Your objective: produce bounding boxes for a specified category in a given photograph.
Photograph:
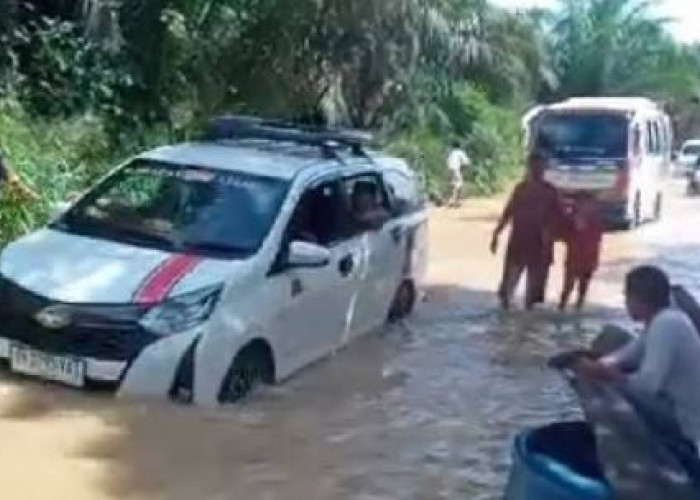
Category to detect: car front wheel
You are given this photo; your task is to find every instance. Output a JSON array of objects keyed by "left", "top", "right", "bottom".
[
  {"left": 218, "top": 341, "right": 275, "bottom": 404},
  {"left": 388, "top": 280, "right": 416, "bottom": 322}
]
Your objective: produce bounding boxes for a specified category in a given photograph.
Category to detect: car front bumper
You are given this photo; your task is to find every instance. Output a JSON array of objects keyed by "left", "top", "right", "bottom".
[
  {"left": 0, "top": 337, "right": 126, "bottom": 383},
  {"left": 0, "top": 275, "right": 199, "bottom": 397}
]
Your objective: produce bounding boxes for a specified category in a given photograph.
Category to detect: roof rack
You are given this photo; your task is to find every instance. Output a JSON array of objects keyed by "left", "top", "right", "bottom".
[{"left": 204, "top": 115, "right": 374, "bottom": 161}]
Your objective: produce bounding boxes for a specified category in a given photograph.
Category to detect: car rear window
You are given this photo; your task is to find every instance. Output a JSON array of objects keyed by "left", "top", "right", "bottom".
[{"left": 535, "top": 113, "right": 629, "bottom": 160}]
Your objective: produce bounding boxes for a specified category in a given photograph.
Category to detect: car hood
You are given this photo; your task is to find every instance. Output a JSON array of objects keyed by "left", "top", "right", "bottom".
[{"left": 0, "top": 229, "right": 242, "bottom": 304}]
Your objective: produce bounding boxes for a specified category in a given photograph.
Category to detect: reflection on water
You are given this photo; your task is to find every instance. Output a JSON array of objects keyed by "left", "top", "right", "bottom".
[{"left": 0, "top": 184, "right": 698, "bottom": 500}]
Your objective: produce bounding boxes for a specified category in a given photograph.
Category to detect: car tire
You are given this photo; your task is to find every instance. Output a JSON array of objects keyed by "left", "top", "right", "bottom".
[
  {"left": 218, "top": 341, "right": 275, "bottom": 404},
  {"left": 388, "top": 280, "right": 416, "bottom": 322}
]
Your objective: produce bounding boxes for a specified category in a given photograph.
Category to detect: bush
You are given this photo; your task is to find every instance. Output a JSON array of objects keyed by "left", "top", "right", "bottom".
[
  {"left": 0, "top": 98, "right": 171, "bottom": 243},
  {"left": 386, "top": 85, "right": 525, "bottom": 201}
]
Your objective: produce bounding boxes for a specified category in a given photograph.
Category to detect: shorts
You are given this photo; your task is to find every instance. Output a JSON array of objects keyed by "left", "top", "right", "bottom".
[
  {"left": 565, "top": 261, "right": 596, "bottom": 281},
  {"left": 451, "top": 174, "right": 463, "bottom": 189}
]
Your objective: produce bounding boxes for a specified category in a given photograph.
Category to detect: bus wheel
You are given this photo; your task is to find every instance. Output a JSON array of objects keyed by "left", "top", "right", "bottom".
[
  {"left": 653, "top": 193, "right": 663, "bottom": 221},
  {"left": 628, "top": 192, "right": 642, "bottom": 230}
]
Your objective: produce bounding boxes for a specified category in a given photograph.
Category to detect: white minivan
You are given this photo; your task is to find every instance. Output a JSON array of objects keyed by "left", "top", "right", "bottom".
[
  {"left": 0, "top": 117, "right": 428, "bottom": 405},
  {"left": 676, "top": 139, "right": 700, "bottom": 175},
  {"left": 526, "top": 97, "right": 672, "bottom": 228}
]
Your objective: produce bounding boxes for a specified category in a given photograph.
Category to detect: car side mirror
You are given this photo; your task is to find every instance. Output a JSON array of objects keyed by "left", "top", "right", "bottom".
[
  {"left": 50, "top": 201, "right": 71, "bottom": 220},
  {"left": 390, "top": 200, "right": 408, "bottom": 218},
  {"left": 286, "top": 241, "right": 331, "bottom": 268}
]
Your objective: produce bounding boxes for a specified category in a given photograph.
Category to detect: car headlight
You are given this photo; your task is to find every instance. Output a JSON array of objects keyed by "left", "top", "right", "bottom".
[{"left": 139, "top": 284, "right": 222, "bottom": 336}]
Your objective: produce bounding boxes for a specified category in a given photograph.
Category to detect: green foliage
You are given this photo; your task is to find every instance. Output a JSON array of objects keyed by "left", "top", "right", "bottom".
[
  {"left": 0, "top": 0, "right": 699, "bottom": 242},
  {"left": 387, "top": 85, "right": 524, "bottom": 200},
  {"left": 544, "top": 0, "right": 700, "bottom": 140},
  {"left": 0, "top": 98, "right": 172, "bottom": 242}
]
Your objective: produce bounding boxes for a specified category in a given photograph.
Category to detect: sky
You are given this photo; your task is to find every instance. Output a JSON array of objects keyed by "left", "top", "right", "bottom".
[{"left": 491, "top": 0, "right": 700, "bottom": 43}]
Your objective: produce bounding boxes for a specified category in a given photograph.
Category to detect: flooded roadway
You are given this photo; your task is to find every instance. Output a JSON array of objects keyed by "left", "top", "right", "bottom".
[{"left": 1, "top": 182, "right": 699, "bottom": 500}]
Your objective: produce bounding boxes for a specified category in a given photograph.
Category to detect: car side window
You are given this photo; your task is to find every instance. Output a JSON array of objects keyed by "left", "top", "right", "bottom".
[
  {"left": 286, "top": 180, "right": 346, "bottom": 247},
  {"left": 383, "top": 170, "right": 423, "bottom": 217},
  {"left": 342, "top": 174, "right": 391, "bottom": 236}
]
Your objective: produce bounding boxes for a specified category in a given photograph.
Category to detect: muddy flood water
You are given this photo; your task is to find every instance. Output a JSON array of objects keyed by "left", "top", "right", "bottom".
[{"left": 1, "top": 183, "right": 699, "bottom": 500}]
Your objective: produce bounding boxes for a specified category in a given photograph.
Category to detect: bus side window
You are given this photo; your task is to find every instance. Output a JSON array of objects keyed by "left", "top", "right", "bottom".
[
  {"left": 645, "top": 121, "right": 655, "bottom": 154},
  {"left": 652, "top": 121, "right": 662, "bottom": 156},
  {"left": 632, "top": 125, "right": 642, "bottom": 158}
]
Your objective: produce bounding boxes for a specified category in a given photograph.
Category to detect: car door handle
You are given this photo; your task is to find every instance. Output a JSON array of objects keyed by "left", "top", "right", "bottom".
[{"left": 338, "top": 254, "right": 354, "bottom": 277}]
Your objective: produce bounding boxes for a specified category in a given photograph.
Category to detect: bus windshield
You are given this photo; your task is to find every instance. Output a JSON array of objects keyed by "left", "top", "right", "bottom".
[{"left": 535, "top": 113, "right": 629, "bottom": 160}]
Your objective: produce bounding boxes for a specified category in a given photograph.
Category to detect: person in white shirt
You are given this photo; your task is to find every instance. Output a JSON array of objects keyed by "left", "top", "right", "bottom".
[
  {"left": 446, "top": 141, "right": 470, "bottom": 208},
  {"left": 574, "top": 265, "right": 700, "bottom": 448}
]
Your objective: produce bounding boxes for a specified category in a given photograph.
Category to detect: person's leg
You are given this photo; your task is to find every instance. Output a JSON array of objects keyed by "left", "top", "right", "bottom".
[
  {"left": 576, "top": 273, "right": 592, "bottom": 310},
  {"left": 498, "top": 261, "right": 523, "bottom": 310},
  {"left": 559, "top": 268, "right": 576, "bottom": 311},
  {"left": 448, "top": 178, "right": 463, "bottom": 208},
  {"left": 537, "top": 264, "right": 551, "bottom": 304},
  {"left": 526, "top": 261, "right": 549, "bottom": 310}
]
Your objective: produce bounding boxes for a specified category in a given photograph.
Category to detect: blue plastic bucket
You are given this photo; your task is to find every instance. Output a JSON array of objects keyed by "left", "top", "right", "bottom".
[{"left": 504, "top": 422, "right": 611, "bottom": 500}]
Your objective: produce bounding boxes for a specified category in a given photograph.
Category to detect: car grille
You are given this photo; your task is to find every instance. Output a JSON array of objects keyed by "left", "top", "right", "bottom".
[{"left": 0, "top": 277, "right": 159, "bottom": 362}]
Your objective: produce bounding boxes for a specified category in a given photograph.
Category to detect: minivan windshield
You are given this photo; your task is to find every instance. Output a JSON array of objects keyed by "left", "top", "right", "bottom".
[
  {"left": 53, "top": 160, "right": 289, "bottom": 258},
  {"left": 682, "top": 144, "right": 700, "bottom": 156},
  {"left": 535, "top": 112, "right": 629, "bottom": 160}
]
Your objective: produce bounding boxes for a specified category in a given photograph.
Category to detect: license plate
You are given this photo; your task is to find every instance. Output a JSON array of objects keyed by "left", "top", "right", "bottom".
[
  {"left": 10, "top": 344, "right": 86, "bottom": 387},
  {"left": 545, "top": 171, "right": 617, "bottom": 190}
]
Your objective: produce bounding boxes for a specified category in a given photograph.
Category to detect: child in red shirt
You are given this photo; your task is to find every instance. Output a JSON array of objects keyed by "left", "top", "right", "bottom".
[{"left": 559, "top": 192, "right": 604, "bottom": 311}]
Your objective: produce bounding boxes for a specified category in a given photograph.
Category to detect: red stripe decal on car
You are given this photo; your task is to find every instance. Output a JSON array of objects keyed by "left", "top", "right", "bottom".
[{"left": 134, "top": 255, "right": 202, "bottom": 304}]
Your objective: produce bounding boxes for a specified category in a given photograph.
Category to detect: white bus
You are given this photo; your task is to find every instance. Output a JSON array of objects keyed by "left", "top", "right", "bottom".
[{"left": 525, "top": 97, "right": 672, "bottom": 229}]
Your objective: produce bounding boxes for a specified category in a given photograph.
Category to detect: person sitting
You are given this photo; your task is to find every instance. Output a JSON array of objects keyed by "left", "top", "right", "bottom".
[
  {"left": 574, "top": 266, "right": 700, "bottom": 450},
  {"left": 351, "top": 181, "right": 389, "bottom": 231}
]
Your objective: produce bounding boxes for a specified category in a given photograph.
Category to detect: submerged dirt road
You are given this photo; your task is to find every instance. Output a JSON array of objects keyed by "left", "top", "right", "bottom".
[{"left": 0, "top": 183, "right": 698, "bottom": 500}]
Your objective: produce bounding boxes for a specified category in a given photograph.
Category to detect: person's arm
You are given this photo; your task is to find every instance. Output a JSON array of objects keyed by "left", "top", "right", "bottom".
[
  {"left": 625, "top": 315, "right": 683, "bottom": 397},
  {"left": 491, "top": 186, "right": 518, "bottom": 254},
  {"left": 574, "top": 334, "right": 643, "bottom": 381},
  {"left": 2, "top": 156, "right": 37, "bottom": 200},
  {"left": 573, "top": 357, "right": 622, "bottom": 381},
  {"left": 461, "top": 151, "right": 471, "bottom": 167},
  {"left": 600, "top": 335, "right": 644, "bottom": 372}
]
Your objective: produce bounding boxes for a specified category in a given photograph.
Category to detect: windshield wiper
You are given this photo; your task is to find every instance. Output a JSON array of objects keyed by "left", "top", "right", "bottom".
[{"left": 181, "top": 241, "right": 252, "bottom": 257}]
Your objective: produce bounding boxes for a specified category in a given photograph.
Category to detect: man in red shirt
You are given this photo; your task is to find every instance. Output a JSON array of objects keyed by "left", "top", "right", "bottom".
[
  {"left": 491, "top": 151, "right": 565, "bottom": 310},
  {"left": 559, "top": 192, "right": 604, "bottom": 311}
]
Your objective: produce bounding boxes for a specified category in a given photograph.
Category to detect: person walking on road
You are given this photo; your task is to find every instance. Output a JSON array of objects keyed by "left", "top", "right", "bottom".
[
  {"left": 559, "top": 192, "right": 605, "bottom": 312},
  {"left": 446, "top": 141, "right": 470, "bottom": 208},
  {"left": 491, "top": 150, "right": 565, "bottom": 310}
]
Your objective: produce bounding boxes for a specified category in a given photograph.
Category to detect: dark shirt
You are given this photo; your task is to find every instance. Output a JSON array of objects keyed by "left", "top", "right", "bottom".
[{"left": 503, "top": 179, "right": 564, "bottom": 266}]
